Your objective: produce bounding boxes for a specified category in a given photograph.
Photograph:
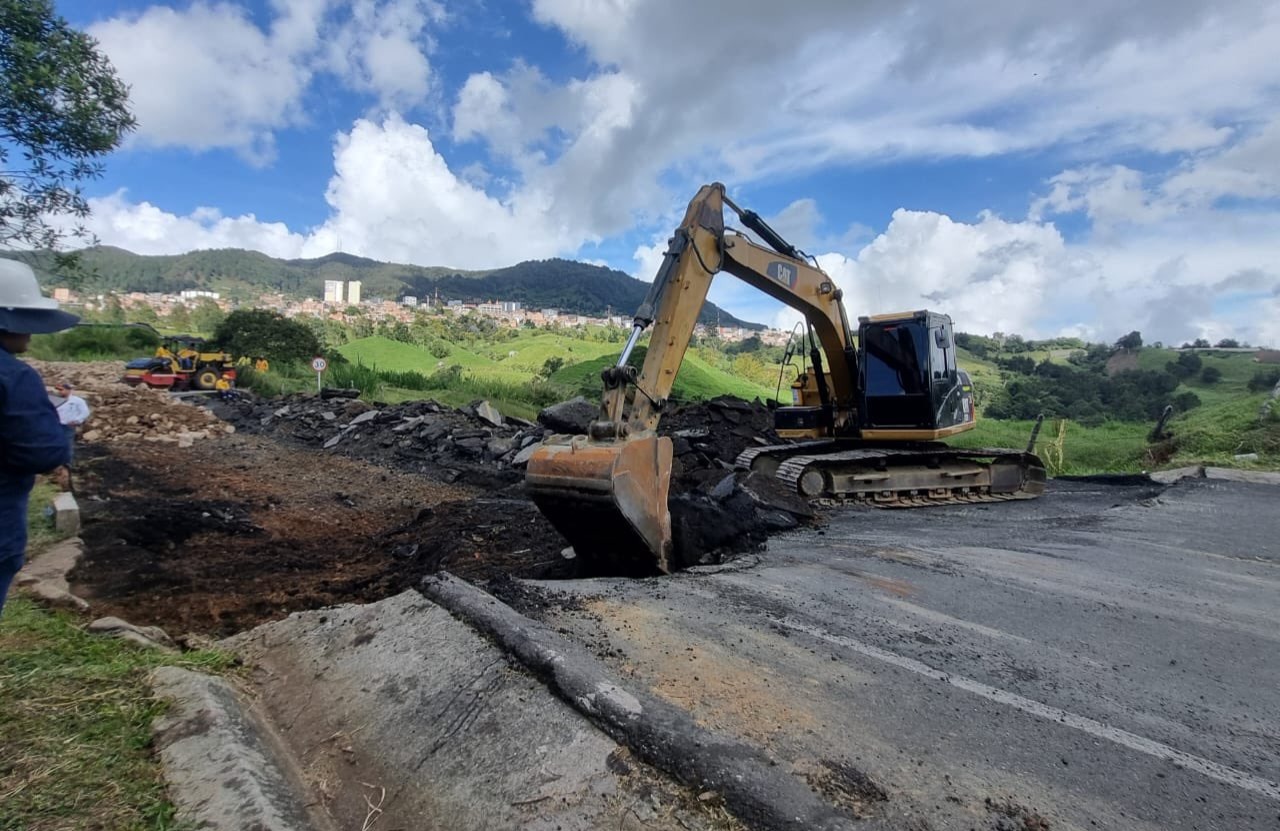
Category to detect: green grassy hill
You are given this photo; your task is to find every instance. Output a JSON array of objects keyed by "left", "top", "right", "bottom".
[
  {"left": 551, "top": 348, "right": 774, "bottom": 403},
  {"left": 477, "top": 332, "right": 619, "bottom": 374},
  {"left": 338, "top": 336, "right": 497, "bottom": 375},
  {"left": 950, "top": 347, "right": 1278, "bottom": 472}
]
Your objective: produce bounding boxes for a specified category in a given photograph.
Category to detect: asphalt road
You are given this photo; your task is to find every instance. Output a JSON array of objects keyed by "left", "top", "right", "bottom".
[{"left": 536, "top": 477, "right": 1280, "bottom": 830}]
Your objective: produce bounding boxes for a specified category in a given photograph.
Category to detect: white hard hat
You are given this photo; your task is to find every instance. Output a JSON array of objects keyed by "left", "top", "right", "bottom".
[{"left": 0, "top": 259, "right": 79, "bottom": 334}]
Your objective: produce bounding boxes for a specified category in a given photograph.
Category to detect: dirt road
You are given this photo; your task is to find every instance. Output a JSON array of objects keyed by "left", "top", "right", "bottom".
[{"left": 527, "top": 478, "right": 1280, "bottom": 829}]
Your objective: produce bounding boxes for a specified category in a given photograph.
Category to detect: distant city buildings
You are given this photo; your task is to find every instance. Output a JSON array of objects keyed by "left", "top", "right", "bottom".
[
  {"left": 323, "top": 280, "right": 361, "bottom": 305},
  {"left": 43, "top": 282, "right": 797, "bottom": 343}
]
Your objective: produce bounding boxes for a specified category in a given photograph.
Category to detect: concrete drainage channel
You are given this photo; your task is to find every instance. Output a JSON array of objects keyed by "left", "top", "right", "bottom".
[
  {"left": 21, "top": 537, "right": 754, "bottom": 830},
  {"left": 20, "top": 541, "right": 877, "bottom": 830}
]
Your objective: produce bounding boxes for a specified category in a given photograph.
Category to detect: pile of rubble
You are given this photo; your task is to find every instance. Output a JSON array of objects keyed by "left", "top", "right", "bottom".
[
  {"left": 25, "top": 359, "right": 233, "bottom": 447},
  {"left": 222, "top": 390, "right": 812, "bottom": 568},
  {"left": 218, "top": 394, "right": 545, "bottom": 489}
]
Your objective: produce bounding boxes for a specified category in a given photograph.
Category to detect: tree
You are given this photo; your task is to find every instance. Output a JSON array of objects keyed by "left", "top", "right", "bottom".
[
  {"left": 190, "top": 298, "right": 224, "bottom": 334},
  {"left": 125, "top": 303, "right": 158, "bottom": 325},
  {"left": 1248, "top": 368, "right": 1280, "bottom": 393},
  {"left": 212, "top": 309, "right": 321, "bottom": 364},
  {"left": 540, "top": 356, "right": 566, "bottom": 377},
  {"left": 0, "top": 0, "right": 135, "bottom": 262},
  {"left": 1200, "top": 366, "right": 1222, "bottom": 385},
  {"left": 1215, "top": 338, "right": 1240, "bottom": 348},
  {"left": 167, "top": 302, "right": 191, "bottom": 330},
  {"left": 1166, "top": 351, "right": 1202, "bottom": 380},
  {"left": 1114, "top": 331, "right": 1143, "bottom": 351},
  {"left": 101, "top": 294, "right": 124, "bottom": 324}
]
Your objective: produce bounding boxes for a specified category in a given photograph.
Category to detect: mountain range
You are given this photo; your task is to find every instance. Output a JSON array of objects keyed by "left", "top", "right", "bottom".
[{"left": 8, "top": 247, "right": 764, "bottom": 330}]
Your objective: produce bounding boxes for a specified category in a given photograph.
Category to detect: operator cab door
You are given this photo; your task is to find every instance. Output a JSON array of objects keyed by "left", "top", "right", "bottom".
[
  {"left": 859, "top": 315, "right": 936, "bottom": 429},
  {"left": 859, "top": 312, "right": 968, "bottom": 432},
  {"left": 928, "top": 318, "right": 971, "bottom": 430}
]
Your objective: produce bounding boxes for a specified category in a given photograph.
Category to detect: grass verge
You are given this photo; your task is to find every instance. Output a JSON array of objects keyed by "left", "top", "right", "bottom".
[{"left": 0, "top": 484, "right": 236, "bottom": 831}]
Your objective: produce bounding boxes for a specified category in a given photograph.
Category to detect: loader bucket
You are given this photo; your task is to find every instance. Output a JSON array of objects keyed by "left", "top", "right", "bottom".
[{"left": 525, "top": 434, "right": 674, "bottom": 575}]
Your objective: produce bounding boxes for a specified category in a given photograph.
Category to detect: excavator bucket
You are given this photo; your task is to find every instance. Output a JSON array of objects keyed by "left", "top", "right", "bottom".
[{"left": 525, "top": 434, "right": 674, "bottom": 575}]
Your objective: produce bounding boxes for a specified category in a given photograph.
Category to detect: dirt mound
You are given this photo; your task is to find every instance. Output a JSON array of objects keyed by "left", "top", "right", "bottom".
[
  {"left": 25, "top": 358, "right": 231, "bottom": 446},
  {"left": 659, "top": 395, "right": 783, "bottom": 488},
  {"left": 218, "top": 394, "right": 541, "bottom": 489},
  {"left": 221, "top": 390, "right": 811, "bottom": 569}
]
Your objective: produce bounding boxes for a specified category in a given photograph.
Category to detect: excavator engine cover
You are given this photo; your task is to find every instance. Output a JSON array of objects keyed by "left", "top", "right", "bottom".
[{"left": 525, "top": 434, "right": 674, "bottom": 575}]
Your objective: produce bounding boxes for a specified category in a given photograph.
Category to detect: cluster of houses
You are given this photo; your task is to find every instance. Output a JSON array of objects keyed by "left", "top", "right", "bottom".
[{"left": 54, "top": 284, "right": 787, "bottom": 345}]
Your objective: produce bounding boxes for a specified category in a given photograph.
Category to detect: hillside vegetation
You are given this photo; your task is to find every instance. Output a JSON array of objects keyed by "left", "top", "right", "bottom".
[
  {"left": 31, "top": 318, "right": 1279, "bottom": 474},
  {"left": 8, "top": 248, "right": 760, "bottom": 329}
]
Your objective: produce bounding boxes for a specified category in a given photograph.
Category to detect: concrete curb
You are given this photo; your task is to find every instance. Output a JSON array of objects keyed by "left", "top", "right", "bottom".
[
  {"left": 15, "top": 537, "right": 88, "bottom": 611},
  {"left": 421, "top": 573, "right": 879, "bottom": 831},
  {"left": 1151, "top": 466, "right": 1280, "bottom": 485},
  {"left": 151, "top": 666, "right": 337, "bottom": 831}
]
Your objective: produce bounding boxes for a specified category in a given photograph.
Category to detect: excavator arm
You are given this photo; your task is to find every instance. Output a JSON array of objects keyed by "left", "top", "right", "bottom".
[{"left": 526, "top": 183, "right": 855, "bottom": 574}]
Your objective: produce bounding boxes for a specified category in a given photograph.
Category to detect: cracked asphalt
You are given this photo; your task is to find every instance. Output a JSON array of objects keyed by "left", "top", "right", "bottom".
[{"left": 535, "top": 477, "right": 1280, "bottom": 830}]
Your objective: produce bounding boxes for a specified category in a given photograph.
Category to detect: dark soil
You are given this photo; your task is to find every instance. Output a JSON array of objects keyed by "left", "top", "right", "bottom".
[
  {"left": 68, "top": 436, "right": 573, "bottom": 637},
  {"left": 66, "top": 393, "right": 814, "bottom": 637}
]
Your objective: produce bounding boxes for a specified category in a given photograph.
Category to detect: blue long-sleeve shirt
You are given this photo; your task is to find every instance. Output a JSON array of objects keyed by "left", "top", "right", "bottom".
[{"left": 1, "top": 345, "right": 71, "bottom": 562}]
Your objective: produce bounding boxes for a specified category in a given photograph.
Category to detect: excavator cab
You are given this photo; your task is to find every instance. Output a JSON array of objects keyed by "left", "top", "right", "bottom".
[
  {"left": 857, "top": 311, "right": 975, "bottom": 437},
  {"left": 772, "top": 311, "right": 975, "bottom": 440}
]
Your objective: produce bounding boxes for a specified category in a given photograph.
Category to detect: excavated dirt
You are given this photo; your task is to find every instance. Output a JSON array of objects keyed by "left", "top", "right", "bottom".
[
  {"left": 39, "top": 355, "right": 813, "bottom": 636},
  {"left": 67, "top": 436, "right": 574, "bottom": 636}
]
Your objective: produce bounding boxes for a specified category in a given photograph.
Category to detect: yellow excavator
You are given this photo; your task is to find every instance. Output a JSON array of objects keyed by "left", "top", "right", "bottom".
[{"left": 526, "top": 183, "right": 1045, "bottom": 574}]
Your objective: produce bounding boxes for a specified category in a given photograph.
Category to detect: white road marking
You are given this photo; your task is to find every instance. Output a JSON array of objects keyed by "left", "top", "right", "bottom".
[{"left": 770, "top": 615, "right": 1280, "bottom": 802}]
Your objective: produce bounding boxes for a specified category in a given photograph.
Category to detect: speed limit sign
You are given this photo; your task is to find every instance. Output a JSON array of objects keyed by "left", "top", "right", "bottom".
[{"left": 312, "top": 356, "right": 328, "bottom": 392}]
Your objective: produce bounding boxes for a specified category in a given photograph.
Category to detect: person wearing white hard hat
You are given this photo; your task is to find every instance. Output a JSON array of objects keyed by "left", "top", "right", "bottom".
[{"left": 0, "top": 259, "right": 79, "bottom": 614}]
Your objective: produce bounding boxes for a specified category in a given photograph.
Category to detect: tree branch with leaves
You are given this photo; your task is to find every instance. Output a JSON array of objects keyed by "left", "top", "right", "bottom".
[{"left": 0, "top": 0, "right": 135, "bottom": 267}]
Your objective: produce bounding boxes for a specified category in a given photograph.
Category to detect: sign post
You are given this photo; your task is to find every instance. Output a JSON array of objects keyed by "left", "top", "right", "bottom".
[{"left": 311, "top": 356, "right": 327, "bottom": 393}]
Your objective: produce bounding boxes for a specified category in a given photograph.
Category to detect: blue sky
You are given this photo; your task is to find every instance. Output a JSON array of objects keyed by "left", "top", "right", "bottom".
[{"left": 48, "top": 0, "right": 1280, "bottom": 345}]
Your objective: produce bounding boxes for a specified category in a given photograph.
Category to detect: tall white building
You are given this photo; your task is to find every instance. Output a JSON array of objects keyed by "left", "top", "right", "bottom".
[
  {"left": 323, "top": 280, "right": 343, "bottom": 303},
  {"left": 346, "top": 280, "right": 362, "bottom": 305}
]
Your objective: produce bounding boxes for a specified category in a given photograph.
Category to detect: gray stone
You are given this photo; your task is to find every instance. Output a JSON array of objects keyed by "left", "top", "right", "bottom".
[
  {"left": 474, "top": 399, "right": 504, "bottom": 427},
  {"left": 322, "top": 434, "right": 342, "bottom": 449},
  {"left": 16, "top": 537, "right": 88, "bottom": 611},
  {"left": 486, "top": 437, "right": 515, "bottom": 457},
  {"left": 53, "top": 491, "right": 80, "bottom": 534},
  {"left": 272, "top": 406, "right": 291, "bottom": 418},
  {"left": 89, "top": 616, "right": 176, "bottom": 650},
  {"left": 1204, "top": 467, "right": 1280, "bottom": 485},
  {"left": 348, "top": 409, "right": 379, "bottom": 426},
  {"left": 538, "top": 396, "right": 597, "bottom": 435},
  {"left": 511, "top": 442, "right": 542, "bottom": 467},
  {"left": 320, "top": 411, "right": 336, "bottom": 422},
  {"left": 709, "top": 473, "right": 737, "bottom": 501},
  {"left": 393, "top": 415, "right": 426, "bottom": 433}
]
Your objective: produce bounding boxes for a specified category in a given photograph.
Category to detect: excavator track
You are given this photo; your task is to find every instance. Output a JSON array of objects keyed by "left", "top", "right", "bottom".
[{"left": 735, "top": 443, "right": 1046, "bottom": 507}]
